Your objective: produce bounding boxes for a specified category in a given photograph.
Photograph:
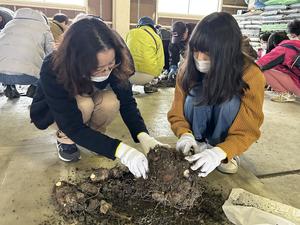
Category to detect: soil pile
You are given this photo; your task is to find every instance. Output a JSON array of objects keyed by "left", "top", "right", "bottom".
[{"left": 52, "top": 147, "right": 231, "bottom": 225}]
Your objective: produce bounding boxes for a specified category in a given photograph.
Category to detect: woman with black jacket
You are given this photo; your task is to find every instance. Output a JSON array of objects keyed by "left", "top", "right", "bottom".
[{"left": 30, "top": 16, "right": 168, "bottom": 179}]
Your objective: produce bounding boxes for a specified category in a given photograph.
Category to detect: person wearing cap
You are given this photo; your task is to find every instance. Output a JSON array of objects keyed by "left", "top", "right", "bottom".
[
  {"left": 126, "top": 16, "right": 164, "bottom": 93},
  {"left": 50, "top": 13, "right": 69, "bottom": 42},
  {"left": 168, "top": 21, "right": 188, "bottom": 80}
]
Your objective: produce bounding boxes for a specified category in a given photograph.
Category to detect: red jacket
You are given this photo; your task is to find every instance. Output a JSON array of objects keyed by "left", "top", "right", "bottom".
[{"left": 257, "top": 40, "right": 300, "bottom": 88}]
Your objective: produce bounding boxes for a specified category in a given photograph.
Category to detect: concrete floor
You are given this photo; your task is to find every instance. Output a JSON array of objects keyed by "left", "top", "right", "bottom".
[{"left": 0, "top": 87, "right": 299, "bottom": 224}]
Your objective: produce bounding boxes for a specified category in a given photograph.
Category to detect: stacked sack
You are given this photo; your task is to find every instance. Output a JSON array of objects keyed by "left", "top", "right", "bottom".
[
  {"left": 234, "top": 11, "right": 263, "bottom": 51},
  {"left": 261, "top": 1, "right": 300, "bottom": 32},
  {"left": 234, "top": 0, "right": 300, "bottom": 52}
]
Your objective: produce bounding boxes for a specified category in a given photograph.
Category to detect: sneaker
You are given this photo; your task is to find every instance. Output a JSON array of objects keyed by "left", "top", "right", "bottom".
[
  {"left": 26, "top": 85, "right": 37, "bottom": 98},
  {"left": 162, "top": 69, "right": 169, "bottom": 76},
  {"left": 271, "top": 92, "right": 296, "bottom": 103},
  {"left": 4, "top": 85, "right": 20, "bottom": 99},
  {"left": 144, "top": 84, "right": 158, "bottom": 94},
  {"left": 217, "top": 156, "right": 240, "bottom": 174},
  {"left": 56, "top": 141, "right": 81, "bottom": 162}
]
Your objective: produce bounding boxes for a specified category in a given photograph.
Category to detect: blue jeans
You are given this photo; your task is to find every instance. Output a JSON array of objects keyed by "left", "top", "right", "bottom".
[
  {"left": 0, "top": 73, "right": 38, "bottom": 86},
  {"left": 184, "top": 85, "right": 241, "bottom": 146}
]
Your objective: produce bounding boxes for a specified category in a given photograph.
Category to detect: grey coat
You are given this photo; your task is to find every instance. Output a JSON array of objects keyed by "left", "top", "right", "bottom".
[{"left": 0, "top": 8, "right": 54, "bottom": 78}]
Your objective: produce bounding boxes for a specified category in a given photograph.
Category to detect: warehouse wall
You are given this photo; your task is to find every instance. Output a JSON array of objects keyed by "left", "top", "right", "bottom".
[
  {"left": 221, "top": 0, "right": 248, "bottom": 14},
  {"left": 0, "top": 0, "right": 113, "bottom": 24},
  {"left": 0, "top": 0, "right": 248, "bottom": 31},
  {"left": 130, "top": 0, "right": 200, "bottom": 29},
  {"left": 0, "top": 4, "right": 84, "bottom": 19}
]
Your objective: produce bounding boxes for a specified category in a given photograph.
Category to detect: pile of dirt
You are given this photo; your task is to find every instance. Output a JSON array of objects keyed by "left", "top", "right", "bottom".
[{"left": 51, "top": 147, "right": 231, "bottom": 225}]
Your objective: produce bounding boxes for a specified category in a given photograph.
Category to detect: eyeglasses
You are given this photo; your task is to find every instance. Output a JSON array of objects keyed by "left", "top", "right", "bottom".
[{"left": 94, "top": 62, "right": 121, "bottom": 74}]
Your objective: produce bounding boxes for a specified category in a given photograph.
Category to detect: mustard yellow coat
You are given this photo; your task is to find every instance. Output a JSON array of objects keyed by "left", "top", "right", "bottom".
[{"left": 126, "top": 26, "right": 164, "bottom": 77}]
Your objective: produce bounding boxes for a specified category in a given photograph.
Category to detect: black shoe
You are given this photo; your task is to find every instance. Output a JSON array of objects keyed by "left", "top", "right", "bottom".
[
  {"left": 4, "top": 85, "right": 20, "bottom": 99},
  {"left": 144, "top": 84, "right": 158, "bottom": 94},
  {"left": 26, "top": 85, "right": 37, "bottom": 98},
  {"left": 56, "top": 141, "right": 81, "bottom": 162}
]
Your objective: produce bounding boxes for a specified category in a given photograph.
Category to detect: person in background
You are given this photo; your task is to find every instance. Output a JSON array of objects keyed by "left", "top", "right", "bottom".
[
  {"left": 242, "top": 35, "right": 258, "bottom": 60},
  {"left": 168, "top": 12, "right": 265, "bottom": 177},
  {"left": 186, "top": 22, "right": 196, "bottom": 40},
  {"left": 0, "top": 7, "right": 14, "bottom": 31},
  {"left": 0, "top": 7, "right": 13, "bottom": 93},
  {"left": 288, "top": 19, "right": 300, "bottom": 40},
  {"left": 266, "top": 31, "right": 289, "bottom": 53},
  {"left": 41, "top": 13, "right": 49, "bottom": 25},
  {"left": 30, "top": 17, "right": 169, "bottom": 178},
  {"left": 0, "top": 8, "right": 54, "bottom": 99},
  {"left": 258, "top": 32, "right": 271, "bottom": 58},
  {"left": 50, "top": 13, "right": 69, "bottom": 42},
  {"left": 168, "top": 21, "right": 188, "bottom": 80},
  {"left": 156, "top": 25, "right": 171, "bottom": 73},
  {"left": 0, "top": 15, "right": 4, "bottom": 30},
  {"left": 257, "top": 20, "right": 300, "bottom": 102},
  {"left": 126, "top": 16, "right": 164, "bottom": 94}
]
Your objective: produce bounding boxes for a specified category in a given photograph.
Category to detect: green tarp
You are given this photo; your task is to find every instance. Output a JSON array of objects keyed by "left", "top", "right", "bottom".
[{"left": 264, "top": 0, "right": 300, "bottom": 6}]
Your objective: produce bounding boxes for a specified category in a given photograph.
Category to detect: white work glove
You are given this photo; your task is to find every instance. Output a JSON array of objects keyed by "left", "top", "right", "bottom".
[
  {"left": 115, "top": 142, "right": 149, "bottom": 179},
  {"left": 176, "top": 133, "right": 198, "bottom": 155},
  {"left": 185, "top": 147, "right": 227, "bottom": 177},
  {"left": 137, "top": 132, "right": 170, "bottom": 155},
  {"left": 194, "top": 142, "right": 213, "bottom": 154}
]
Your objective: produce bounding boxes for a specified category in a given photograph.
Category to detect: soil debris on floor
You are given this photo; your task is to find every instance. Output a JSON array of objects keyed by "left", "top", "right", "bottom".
[
  {"left": 152, "top": 79, "right": 176, "bottom": 88},
  {"left": 50, "top": 146, "right": 231, "bottom": 225}
]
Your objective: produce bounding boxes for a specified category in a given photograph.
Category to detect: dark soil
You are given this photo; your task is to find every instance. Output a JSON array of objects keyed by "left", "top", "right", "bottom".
[
  {"left": 152, "top": 79, "right": 176, "bottom": 88},
  {"left": 51, "top": 147, "right": 231, "bottom": 225}
]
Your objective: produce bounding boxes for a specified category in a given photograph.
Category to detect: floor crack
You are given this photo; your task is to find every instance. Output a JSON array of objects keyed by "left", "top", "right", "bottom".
[{"left": 257, "top": 169, "right": 300, "bottom": 179}]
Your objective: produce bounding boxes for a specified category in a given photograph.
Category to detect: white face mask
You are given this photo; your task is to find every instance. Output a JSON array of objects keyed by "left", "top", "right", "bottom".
[
  {"left": 194, "top": 56, "right": 211, "bottom": 73},
  {"left": 288, "top": 34, "right": 300, "bottom": 40},
  {"left": 261, "top": 43, "right": 267, "bottom": 50},
  {"left": 90, "top": 73, "right": 111, "bottom": 82}
]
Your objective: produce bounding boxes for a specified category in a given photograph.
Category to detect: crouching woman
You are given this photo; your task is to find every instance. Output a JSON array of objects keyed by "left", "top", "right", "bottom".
[
  {"left": 30, "top": 17, "right": 168, "bottom": 179},
  {"left": 168, "top": 12, "right": 265, "bottom": 177}
]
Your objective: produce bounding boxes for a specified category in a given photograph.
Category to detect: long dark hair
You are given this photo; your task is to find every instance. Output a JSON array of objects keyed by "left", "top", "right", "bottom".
[
  {"left": 53, "top": 17, "right": 135, "bottom": 96},
  {"left": 182, "top": 12, "right": 251, "bottom": 105}
]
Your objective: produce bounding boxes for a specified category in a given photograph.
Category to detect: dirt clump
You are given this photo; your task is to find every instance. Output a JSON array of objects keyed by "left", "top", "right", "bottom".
[
  {"left": 51, "top": 146, "right": 231, "bottom": 225},
  {"left": 152, "top": 79, "right": 176, "bottom": 88}
]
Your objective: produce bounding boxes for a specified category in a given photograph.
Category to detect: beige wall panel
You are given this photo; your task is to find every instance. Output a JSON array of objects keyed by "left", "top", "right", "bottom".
[
  {"left": 223, "top": 0, "right": 247, "bottom": 6},
  {"left": 130, "top": 0, "right": 139, "bottom": 23},
  {"left": 102, "top": 0, "right": 112, "bottom": 21},
  {"left": 88, "top": 0, "right": 100, "bottom": 16},
  {"left": 139, "top": 0, "right": 156, "bottom": 19}
]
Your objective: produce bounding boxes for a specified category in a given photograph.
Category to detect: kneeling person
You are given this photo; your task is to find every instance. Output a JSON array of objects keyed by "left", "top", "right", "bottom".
[
  {"left": 168, "top": 12, "right": 265, "bottom": 177},
  {"left": 30, "top": 17, "right": 168, "bottom": 179}
]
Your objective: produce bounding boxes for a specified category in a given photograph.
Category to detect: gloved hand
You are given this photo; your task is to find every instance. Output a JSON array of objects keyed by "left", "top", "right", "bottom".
[
  {"left": 176, "top": 133, "right": 198, "bottom": 155},
  {"left": 185, "top": 147, "right": 227, "bottom": 177},
  {"left": 194, "top": 142, "right": 213, "bottom": 154},
  {"left": 137, "top": 132, "right": 170, "bottom": 155},
  {"left": 168, "top": 65, "right": 177, "bottom": 80},
  {"left": 115, "top": 142, "right": 149, "bottom": 179}
]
